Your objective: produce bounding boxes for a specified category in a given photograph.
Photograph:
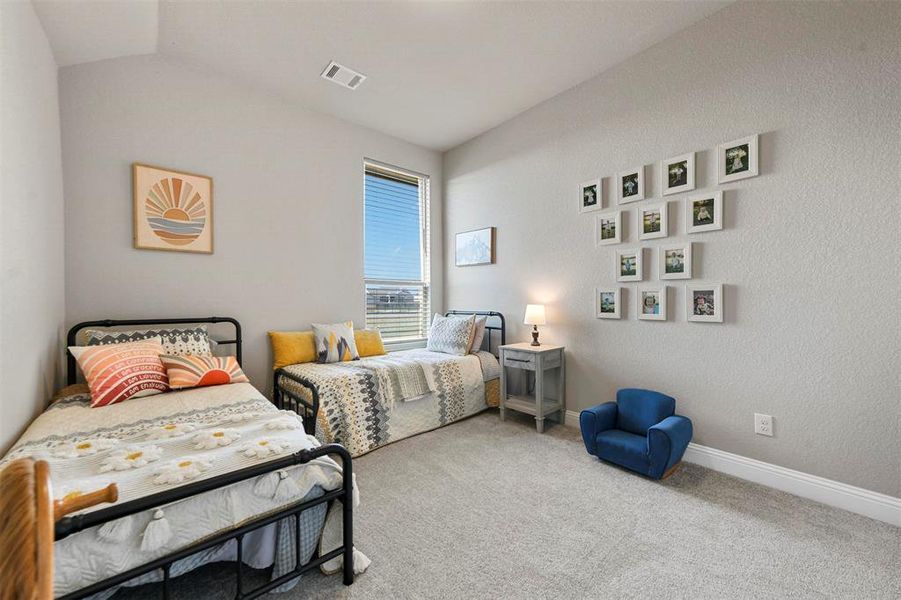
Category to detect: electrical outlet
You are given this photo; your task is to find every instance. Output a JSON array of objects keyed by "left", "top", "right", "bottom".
[{"left": 755, "top": 413, "right": 773, "bottom": 437}]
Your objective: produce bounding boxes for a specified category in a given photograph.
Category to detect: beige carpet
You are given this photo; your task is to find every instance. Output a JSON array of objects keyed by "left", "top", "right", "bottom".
[{"left": 119, "top": 411, "right": 899, "bottom": 599}]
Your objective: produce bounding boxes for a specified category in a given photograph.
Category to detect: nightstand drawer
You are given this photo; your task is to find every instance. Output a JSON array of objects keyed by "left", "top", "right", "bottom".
[{"left": 503, "top": 351, "right": 536, "bottom": 370}]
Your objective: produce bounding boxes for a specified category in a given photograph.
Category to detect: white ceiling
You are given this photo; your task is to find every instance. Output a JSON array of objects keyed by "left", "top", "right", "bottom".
[
  {"left": 33, "top": 0, "right": 158, "bottom": 67},
  {"left": 34, "top": 0, "right": 729, "bottom": 151}
]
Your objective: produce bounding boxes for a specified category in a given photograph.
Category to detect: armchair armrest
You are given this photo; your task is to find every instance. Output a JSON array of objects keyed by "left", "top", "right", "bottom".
[
  {"left": 647, "top": 415, "right": 693, "bottom": 478},
  {"left": 579, "top": 402, "right": 617, "bottom": 455}
]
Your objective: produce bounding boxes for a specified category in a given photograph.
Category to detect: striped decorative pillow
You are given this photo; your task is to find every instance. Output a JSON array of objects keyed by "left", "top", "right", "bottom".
[
  {"left": 160, "top": 355, "right": 249, "bottom": 390},
  {"left": 69, "top": 338, "right": 169, "bottom": 408}
]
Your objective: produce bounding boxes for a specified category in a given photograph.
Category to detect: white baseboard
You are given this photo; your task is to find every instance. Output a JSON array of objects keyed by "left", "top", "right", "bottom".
[{"left": 564, "top": 410, "right": 900, "bottom": 526}]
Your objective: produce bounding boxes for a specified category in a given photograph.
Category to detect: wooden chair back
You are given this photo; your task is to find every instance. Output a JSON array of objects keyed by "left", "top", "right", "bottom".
[{"left": 0, "top": 458, "right": 116, "bottom": 599}]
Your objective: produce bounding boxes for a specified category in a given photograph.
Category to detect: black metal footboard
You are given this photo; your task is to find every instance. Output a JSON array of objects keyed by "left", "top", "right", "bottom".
[
  {"left": 274, "top": 368, "right": 320, "bottom": 433},
  {"left": 54, "top": 444, "right": 354, "bottom": 599}
]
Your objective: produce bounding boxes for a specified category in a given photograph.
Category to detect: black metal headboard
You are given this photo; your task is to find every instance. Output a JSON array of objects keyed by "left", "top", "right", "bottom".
[
  {"left": 66, "top": 317, "right": 242, "bottom": 385},
  {"left": 445, "top": 310, "right": 505, "bottom": 356}
]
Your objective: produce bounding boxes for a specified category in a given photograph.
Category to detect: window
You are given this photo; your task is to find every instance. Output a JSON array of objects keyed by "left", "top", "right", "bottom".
[{"left": 363, "top": 160, "right": 430, "bottom": 343}]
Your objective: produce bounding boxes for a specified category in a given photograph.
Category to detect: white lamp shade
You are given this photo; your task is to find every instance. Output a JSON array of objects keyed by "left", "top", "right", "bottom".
[{"left": 523, "top": 304, "right": 547, "bottom": 326}]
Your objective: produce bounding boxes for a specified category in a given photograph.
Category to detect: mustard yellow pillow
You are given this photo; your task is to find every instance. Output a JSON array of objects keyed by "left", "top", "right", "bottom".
[
  {"left": 355, "top": 329, "right": 386, "bottom": 358},
  {"left": 268, "top": 331, "right": 317, "bottom": 369}
]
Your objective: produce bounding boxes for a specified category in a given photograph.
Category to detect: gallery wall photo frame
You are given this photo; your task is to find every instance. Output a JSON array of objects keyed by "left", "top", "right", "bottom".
[
  {"left": 595, "top": 210, "right": 622, "bottom": 246},
  {"left": 617, "top": 166, "right": 645, "bottom": 204},
  {"left": 686, "top": 190, "right": 723, "bottom": 233},
  {"left": 718, "top": 134, "right": 758, "bottom": 184},
  {"left": 615, "top": 248, "right": 643, "bottom": 282},
  {"left": 638, "top": 202, "right": 668, "bottom": 241},
  {"left": 579, "top": 178, "right": 603, "bottom": 214},
  {"left": 133, "top": 163, "right": 213, "bottom": 254},
  {"left": 686, "top": 283, "right": 723, "bottom": 323},
  {"left": 661, "top": 152, "right": 696, "bottom": 196},
  {"left": 658, "top": 242, "right": 693, "bottom": 280},
  {"left": 454, "top": 226, "right": 496, "bottom": 266},
  {"left": 637, "top": 286, "right": 668, "bottom": 321},
  {"left": 595, "top": 287, "right": 622, "bottom": 319}
]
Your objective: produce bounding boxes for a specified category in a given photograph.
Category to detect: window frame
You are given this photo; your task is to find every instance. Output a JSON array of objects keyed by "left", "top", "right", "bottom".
[{"left": 362, "top": 158, "right": 431, "bottom": 348}]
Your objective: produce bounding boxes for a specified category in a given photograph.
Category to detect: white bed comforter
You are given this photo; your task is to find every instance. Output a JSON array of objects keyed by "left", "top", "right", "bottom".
[{"left": 1, "top": 382, "right": 365, "bottom": 597}]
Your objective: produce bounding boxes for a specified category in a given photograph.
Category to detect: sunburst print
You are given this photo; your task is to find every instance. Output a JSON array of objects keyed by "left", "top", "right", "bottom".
[
  {"left": 144, "top": 177, "right": 207, "bottom": 246},
  {"left": 153, "top": 457, "right": 213, "bottom": 485},
  {"left": 100, "top": 445, "right": 164, "bottom": 472}
]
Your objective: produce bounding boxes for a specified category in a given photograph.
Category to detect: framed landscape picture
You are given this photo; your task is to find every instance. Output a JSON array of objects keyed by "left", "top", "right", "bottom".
[
  {"left": 455, "top": 227, "right": 495, "bottom": 266},
  {"left": 686, "top": 191, "right": 723, "bottom": 233},
  {"left": 658, "top": 243, "right": 692, "bottom": 280},
  {"left": 618, "top": 167, "right": 645, "bottom": 204},
  {"left": 133, "top": 163, "right": 213, "bottom": 253},
  {"left": 637, "top": 286, "right": 667, "bottom": 321},
  {"left": 595, "top": 211, "right": 622, "bottom": 246},
  {"left": 579, "top": 179, "right": 603, "bottom": 213},
  {"left": 638, "top": 202, "right": 668, "bottom": 240},
  {"left": 595, "top": 287, "right": 622, "bottom": 319},
  {"left": 687, "top": 283, "right": 723, "bottom": 322},
  {"left": 615, "top": 248, "right": 642, "bottom": 282},
  {"left": 718, "top": 134, "right": 758, "bottom": 184},
  {"left": 661, "top": 152, "right": 695, "bottom": 196}
]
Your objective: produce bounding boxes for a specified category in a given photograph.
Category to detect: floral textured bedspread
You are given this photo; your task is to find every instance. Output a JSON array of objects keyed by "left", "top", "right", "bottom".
[
  {"left": 279, "top": 349, "right": 500, "bottom": 457},
  {"left": 0, "top": 382, "right": 365, "bottom": 597}
]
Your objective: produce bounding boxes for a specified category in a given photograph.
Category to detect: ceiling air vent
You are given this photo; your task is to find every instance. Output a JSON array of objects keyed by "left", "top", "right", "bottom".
[{"left": 320, "top": 61, "right": 366, "bottom": 90}]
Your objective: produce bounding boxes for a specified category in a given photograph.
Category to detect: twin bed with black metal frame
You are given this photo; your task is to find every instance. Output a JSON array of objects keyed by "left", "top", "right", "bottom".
[
  {"left": 48, "top": 317, "right": 355, "bottom": 599},
  {"left": 273, "top": 310, "right": 506, "bottom": 450}
]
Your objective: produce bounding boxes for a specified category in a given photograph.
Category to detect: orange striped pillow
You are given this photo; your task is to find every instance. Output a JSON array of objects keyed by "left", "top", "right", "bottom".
[
  {"left": 160, "top": 355, "right": 249, "bottom": 390},
  {"left": 69, "top": 338, "right": 169, "bottom": 408}
]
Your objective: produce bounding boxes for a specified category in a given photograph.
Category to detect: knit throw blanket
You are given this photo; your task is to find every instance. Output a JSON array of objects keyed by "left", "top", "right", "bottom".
[{"left": 342, "top": 354, "right": 433, "bottom": 408}]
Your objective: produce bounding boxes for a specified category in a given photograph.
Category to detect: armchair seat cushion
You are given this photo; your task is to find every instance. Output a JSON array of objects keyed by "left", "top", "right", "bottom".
[{"left": 594, "top": 430, "right": 650, "bottom": 475}]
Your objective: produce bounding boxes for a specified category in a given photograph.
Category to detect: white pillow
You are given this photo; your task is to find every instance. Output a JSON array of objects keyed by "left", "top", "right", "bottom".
[
  {"left": 427, "top": 314, "right": 475, "bottom": 356},
  {"left": 468, "top": 316, "right": 488, "bottom": 353}
]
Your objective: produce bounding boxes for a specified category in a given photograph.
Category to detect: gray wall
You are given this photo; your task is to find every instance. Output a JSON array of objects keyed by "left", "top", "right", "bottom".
[
  {"left": 0, "top": 1, "right": 66, "bottom": 452},
  {"left": 443, "top": 2, "right": 900, "bottom": 496},
  {"left": 60, "top": 55, "right": 443, "bottom": 390}
]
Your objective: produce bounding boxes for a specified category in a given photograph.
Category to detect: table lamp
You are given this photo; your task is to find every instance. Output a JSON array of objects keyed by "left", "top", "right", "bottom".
[{"left": 523, "top": 304, "right": 547, "bottom": 346}]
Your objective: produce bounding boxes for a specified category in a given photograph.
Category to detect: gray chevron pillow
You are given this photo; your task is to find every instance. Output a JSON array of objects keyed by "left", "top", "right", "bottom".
[
  {"left": 427, "top": 313, "right": 475, "bottom": 356},
  {"left": 85, "top": 326, "right": 212, "bottom": 356}
]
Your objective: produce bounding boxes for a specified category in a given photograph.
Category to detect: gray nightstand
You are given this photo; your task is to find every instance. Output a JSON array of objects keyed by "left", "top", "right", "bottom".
[{"left": 499, "top": 343, "right": 565, "bottom": 433}]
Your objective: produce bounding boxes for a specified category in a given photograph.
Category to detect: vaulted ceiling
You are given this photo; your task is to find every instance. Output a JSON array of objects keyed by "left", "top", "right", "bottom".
[{"left": 34, "top": 1, "right": 728, "bottom": 151}]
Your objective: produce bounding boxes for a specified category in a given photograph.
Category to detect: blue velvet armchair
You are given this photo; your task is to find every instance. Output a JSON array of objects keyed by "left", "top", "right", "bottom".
[{"left": 580, "top": 388, "right": 692, "bottom": 480}]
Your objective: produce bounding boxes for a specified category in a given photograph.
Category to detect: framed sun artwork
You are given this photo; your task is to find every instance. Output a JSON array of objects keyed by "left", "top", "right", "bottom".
[{"left": 133, "top": 163, "right": 213, "bottom": 254}]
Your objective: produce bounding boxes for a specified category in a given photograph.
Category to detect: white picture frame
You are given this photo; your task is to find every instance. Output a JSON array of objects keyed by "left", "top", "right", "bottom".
[
  {"left": 579, "top": 179, "right": 602, "bottom": 213},
  {"left": 595, "top": 287, "right": 622, "bottom": 319},
  {"left": 638, "top": 202, "right": 668, "bottom": 240},
  {"left": 455, "top": 227, "right": 495, "bottom": 266},
  {"left": 718, "top": 134, "right": 758, "bottom": 184},
  {"left": 637, "top": 286, "right": 667, "bottom": 321},
  {"left": 686, "top": 191, "right": 723, "bottom": 233},
  {"left": 686, "top": 283, "right": 723, "bottom": 323},
  {"left": 658, "top": 242, "right": 692, "bottom": 280},
  {"left": 617, "top": 166, "right": 645, "bottom": 204},
  {"left": 661, "top": 152, "right": 695, "bottom": 196},
  {"left": 615, "top": 248, "right": 642, "bottom": 282},
  {"left": 595, "top": 211, "right": 621, "bottom": 246}
]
